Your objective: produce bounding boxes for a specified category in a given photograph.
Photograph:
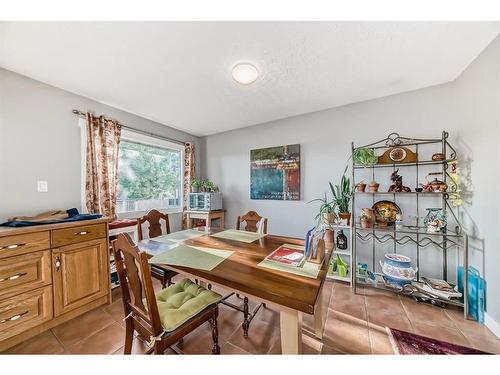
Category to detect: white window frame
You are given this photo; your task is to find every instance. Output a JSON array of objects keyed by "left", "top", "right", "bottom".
[{"left": 80, "top": 120, "right": 184, "bottom": 219}]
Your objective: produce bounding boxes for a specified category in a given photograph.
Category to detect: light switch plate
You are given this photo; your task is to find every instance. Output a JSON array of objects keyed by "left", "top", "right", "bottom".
[{"left": 37, "top": 180, "right": 48, "bottom": 193}]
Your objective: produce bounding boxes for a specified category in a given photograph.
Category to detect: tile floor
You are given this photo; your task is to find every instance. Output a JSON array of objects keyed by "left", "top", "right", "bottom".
[{"left": 3, "top": 279, "right": 500, "bottom": 355}]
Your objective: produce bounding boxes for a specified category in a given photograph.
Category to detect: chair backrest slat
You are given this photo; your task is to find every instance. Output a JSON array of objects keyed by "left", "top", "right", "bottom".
[
  {"left": 137, "top": 209, "right": 170, "bottom": 240},
  {"left": 236, "top": 210, "right": 268, "bottom": 234},
  {"left": 112, "top": 233, "right": 163, "bottom": 334}
]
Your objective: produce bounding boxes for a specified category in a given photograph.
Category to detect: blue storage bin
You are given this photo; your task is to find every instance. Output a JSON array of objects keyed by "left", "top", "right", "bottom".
[{"left": 457, "top": 266, "right": 486, "bottom": 323}]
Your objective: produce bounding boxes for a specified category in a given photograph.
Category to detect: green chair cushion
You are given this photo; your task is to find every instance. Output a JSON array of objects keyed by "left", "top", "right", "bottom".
[{"left": 154, "top": 278, "right": 221, "bottom": 332}]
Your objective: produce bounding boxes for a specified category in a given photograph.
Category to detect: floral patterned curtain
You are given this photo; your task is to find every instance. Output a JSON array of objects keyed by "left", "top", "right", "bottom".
[
  {"left": 182, "top": 142, "right": 195, "bottom": 228},
  {"left": 85, "top": 113, "right": 122, "bottom": 219}
]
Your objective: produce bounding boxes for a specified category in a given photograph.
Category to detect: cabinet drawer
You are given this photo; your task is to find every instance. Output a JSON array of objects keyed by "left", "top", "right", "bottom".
[
  {"left": 0, "top": 286, "right": 53, "bottom": 342},
  {"left": 51, "top": 223, "right": 107, "bottom": 247},
  {"left": 0, "top": 231, "right": 50, "bottom": 260},
  {"left": 0, "top": 250, "right": 52, "bottom": 300}
]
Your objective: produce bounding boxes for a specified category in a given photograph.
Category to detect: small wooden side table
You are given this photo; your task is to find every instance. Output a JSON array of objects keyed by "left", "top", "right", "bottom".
[{"left": 186, "top": 210, "right": 225, "bottom": 229}]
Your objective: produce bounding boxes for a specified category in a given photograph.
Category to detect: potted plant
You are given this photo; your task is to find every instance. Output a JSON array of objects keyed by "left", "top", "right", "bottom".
[
  {"left": 355, "top": 180, "right": 366, "bottom": 192},
  {"left": 330, "top": 171, "right": 352, "bottom": 225},
  {"left": 191, "top": 179, "right": 202, "bottom": 193},
  {"left": 353, "top": 147, "right": 378, "bottom": 166},
  {"left": 202, "top": 179, "right": 216, "bottom": 192},
  {"left": 360, "top": 211, "right": 372, "bottom": 228},
  {"left": 309, "top": 194, "right": 337, "bottom": 225},
  {"left": 368, "top": 180, "right": 380, "bottom": 192}
]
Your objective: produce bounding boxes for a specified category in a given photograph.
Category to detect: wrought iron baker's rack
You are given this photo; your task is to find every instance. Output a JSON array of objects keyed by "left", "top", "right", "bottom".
[{"left": 351, "top": 131, "right": 469, "bottom": 318}]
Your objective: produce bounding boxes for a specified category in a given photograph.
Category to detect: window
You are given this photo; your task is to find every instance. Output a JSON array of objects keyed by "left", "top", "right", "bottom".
[{"left": 116, "top": 130, "right": 183, "bottom": 216}]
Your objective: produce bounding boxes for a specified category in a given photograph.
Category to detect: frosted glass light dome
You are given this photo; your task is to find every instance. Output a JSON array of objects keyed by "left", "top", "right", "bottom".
[{"left": 232, "top": 63, "right": 259, "bottom": 85}]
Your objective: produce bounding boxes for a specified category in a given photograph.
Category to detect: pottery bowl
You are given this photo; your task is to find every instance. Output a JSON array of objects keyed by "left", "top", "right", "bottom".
[{"left": 384, "top": 253, "right": 412, "bottom": 268}]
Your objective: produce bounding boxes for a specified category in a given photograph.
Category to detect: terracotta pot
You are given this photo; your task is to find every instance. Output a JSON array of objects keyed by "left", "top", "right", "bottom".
[
  {"left": 355, "top": 183, "right": 367, "bottom": 192},
  {"left": 338, "top": 212, "right": 351, "bottom": 225},
  {"left": 322, "top": 212, "right": 336, "bottom": 225},
  {"left": 324, "top": 228, "right": 334, "bottom": 251},
  {"left": 362, "top": 208, "right": 376, "bottom": 223},
  {"left": 368, "top": 183, "right": 380, "bottom": 192},
  {"left": 360, "top": 219, "right": 372, "bottom": 228}
]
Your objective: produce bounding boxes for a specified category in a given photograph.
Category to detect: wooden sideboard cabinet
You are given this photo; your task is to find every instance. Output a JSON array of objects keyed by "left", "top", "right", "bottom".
[{"left": 0, "top": 218, "right": 110, "bottom": 351}]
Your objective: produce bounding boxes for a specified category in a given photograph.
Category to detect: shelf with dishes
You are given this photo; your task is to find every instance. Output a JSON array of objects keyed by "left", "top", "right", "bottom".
[
  {"left": 356, "top": 253, "right": 465, "bottom": 308},
  {"left": 354, "top": 191, "right": 447, "bottom": 196},
  {"left": 355, "top": 276, "right": 465, "bottom": 308},
  {"left": 351, "top": 131, "right": 470, "bottom": 319},
  {"left": 353, "top": 159, "right": 453, "bottom": 169}
]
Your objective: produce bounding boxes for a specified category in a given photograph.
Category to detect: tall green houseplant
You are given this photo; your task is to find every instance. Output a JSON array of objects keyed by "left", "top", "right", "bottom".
[{"left": 330, "top": 172, "right": 352, "bottom": 214}]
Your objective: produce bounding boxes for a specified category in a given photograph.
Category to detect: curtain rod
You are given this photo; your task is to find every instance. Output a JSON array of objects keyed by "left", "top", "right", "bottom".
[{"left": 72, "top": 109, "right": 187, "bottom": 146}]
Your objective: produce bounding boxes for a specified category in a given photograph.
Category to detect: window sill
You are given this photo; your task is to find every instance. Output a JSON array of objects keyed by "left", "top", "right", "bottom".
[{"left": 117, "top": 208, "right": 183, "bottom": 220}]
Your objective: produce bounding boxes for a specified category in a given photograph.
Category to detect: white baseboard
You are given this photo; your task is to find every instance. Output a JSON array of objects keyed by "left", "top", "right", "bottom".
[{"left": 485, "top": 313, "right": 500, "bottom": 339}]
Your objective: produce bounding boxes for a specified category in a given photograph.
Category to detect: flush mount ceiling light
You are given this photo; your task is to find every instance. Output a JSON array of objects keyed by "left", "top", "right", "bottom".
[{"left": 232, "top": 63, "right": 259, "bottom": 85}]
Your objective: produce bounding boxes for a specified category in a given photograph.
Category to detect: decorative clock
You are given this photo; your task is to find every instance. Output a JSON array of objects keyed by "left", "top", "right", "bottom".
[{"left": 378, "top": 146, "right": 417, "bottom": 164}]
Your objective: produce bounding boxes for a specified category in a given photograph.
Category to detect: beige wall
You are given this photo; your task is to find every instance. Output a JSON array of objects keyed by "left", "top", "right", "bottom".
[{"left": 0, "top": 68, "right": 201, "bottom": 231}]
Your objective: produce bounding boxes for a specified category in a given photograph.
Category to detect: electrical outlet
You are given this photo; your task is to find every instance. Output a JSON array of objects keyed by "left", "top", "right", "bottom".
[{"left": 37, "top": 180, "right": 48, "bottom": 193}]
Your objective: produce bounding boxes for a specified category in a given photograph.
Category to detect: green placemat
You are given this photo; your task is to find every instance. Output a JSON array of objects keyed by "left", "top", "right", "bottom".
[
  {"left": 257, "top": 259, "right": 321, "bottom": 279},
  {"left": 148, "top": 244, "right": 234, "bottom": 271},
  {"left": 211, "top": 229, "right": 266, "bottom": 243},
  {"left": 153, "top": 229, "right": 206, "bottom": 243}
]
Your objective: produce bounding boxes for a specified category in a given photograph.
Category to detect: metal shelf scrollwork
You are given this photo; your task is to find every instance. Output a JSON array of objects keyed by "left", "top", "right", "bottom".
[{"left": 356, "top": 231, "right": 461, "bottom": 250}]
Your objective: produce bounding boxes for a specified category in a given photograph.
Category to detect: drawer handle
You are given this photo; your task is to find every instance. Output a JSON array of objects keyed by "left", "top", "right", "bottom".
[
  {"left": 75, "top": 231, "right": 90, "bottom": 235},
  {"left": 0, "top": 272, "right": 27, "bottom": 283},
  {"left": 0, "top": 243, "right": 25, "bottom": 250},
  {"left": 55, "top": 256, "right": 61, "bottom": 271},
  {"left": 0, "top": 310, "right": 29, "bottom": 324}
]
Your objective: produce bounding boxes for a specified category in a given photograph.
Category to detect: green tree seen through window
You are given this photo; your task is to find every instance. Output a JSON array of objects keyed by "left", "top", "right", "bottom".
[{"left": 118, "top": 140, "right": 181, "bottom": 209}]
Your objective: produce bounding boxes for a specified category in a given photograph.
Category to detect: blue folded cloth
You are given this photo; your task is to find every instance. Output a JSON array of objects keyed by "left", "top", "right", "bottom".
[{"left": 0, "top": 208, "right": 102, "bottom": 227}]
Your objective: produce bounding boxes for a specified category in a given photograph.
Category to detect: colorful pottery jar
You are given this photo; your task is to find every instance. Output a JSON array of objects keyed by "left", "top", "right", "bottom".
[
  {"left": 424, "top": 208, "right": 447, "bottom": 233},
  {"left": 380, "top": 253, "right": 417, "bottom": 287}
]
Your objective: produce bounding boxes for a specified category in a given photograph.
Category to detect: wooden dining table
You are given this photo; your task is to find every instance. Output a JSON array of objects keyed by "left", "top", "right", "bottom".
[{"left": 137, "top": 227, "right": 331, "bottom": 354}]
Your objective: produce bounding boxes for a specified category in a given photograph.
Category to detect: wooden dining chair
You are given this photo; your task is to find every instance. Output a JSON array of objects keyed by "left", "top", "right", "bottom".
[
  {"left": 112, "top": 233, "right": 221, "bottom": 354},
  {"left": 137, "top": 209, "right": 177, "bottom": 288},
  {"left": 220, "top": 210, "right": 268, "bottom": 338},
  {"left": 236, "top": 210, "right": 268, "bottom": 234}
]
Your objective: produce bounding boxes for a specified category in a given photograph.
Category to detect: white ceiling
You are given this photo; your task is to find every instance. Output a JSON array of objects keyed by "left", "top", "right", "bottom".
[{"left": 1, "top": 22, "right": 499, "bottom": 136}]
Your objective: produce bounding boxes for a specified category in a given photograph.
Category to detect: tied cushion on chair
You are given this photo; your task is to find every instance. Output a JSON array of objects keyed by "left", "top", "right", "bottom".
[{"left": 153, "top": 278, "right": 221, "bottom": 332}]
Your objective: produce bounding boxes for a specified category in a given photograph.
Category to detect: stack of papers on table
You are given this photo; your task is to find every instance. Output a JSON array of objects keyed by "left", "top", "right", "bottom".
[{"left": 265, "top": 244, "right": 306, "bottom": 267}]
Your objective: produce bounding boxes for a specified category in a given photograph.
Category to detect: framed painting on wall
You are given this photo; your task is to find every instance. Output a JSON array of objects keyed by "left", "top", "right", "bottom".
[{"left": 250, "top": 144, "right": 300, "bottom": 200}]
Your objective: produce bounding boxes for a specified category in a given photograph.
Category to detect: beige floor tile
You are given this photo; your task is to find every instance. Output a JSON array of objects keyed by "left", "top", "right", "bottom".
[
  {"left": 267, "top": 337, "right": 321, "bottom": 354},
  {"left": 52, "top": 307, "right": 116, "bottom": 347},
  {"left": 365, "top": 293, "right": 405, "bottom": 315},
  {"left": 211, "top": 305, "right": 242, "bottom": 341},
  {"left": 368, "top": 325, "right": 394, "bottom": 354},
  {"left": 257, "top": 305, "right": 280, "bottom": 327},
  {"left": 112, "top": 336, "right": 151, "bottom": 355},
  {"left": 323, "top": 309, "right": 371, "bottom": 354},
  {"left": 220, "top": 342, "right": 251, "bottom": 354},
  {"left": 400, "top": 297, "right": 455, "bottom": 328},
  {"left": 331, "top": 283, "right": 367, "bottom": 320},
  {"left": 367, "top": 309, "right": 413, "bottom": 332},
  {"left": 321, "top": 344, "right": 346, "bottom": 354},
  {"left": 228, "top": 316, "right": 279, "bottom": 354},
  {"left": 103, "top": 298, "right": 126, "bottom": 323},
  {"left": 4, "top": 330, "right": 65, "bottom": 354},
  {"left": 411, "top": 321, "right": 470, "bottom": 347},
  {"left": 67, "top": 322, "right": 126, "bottom": 354},
  {"left": 177, "top": 324, "right": 221, "bottom": 354}
]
